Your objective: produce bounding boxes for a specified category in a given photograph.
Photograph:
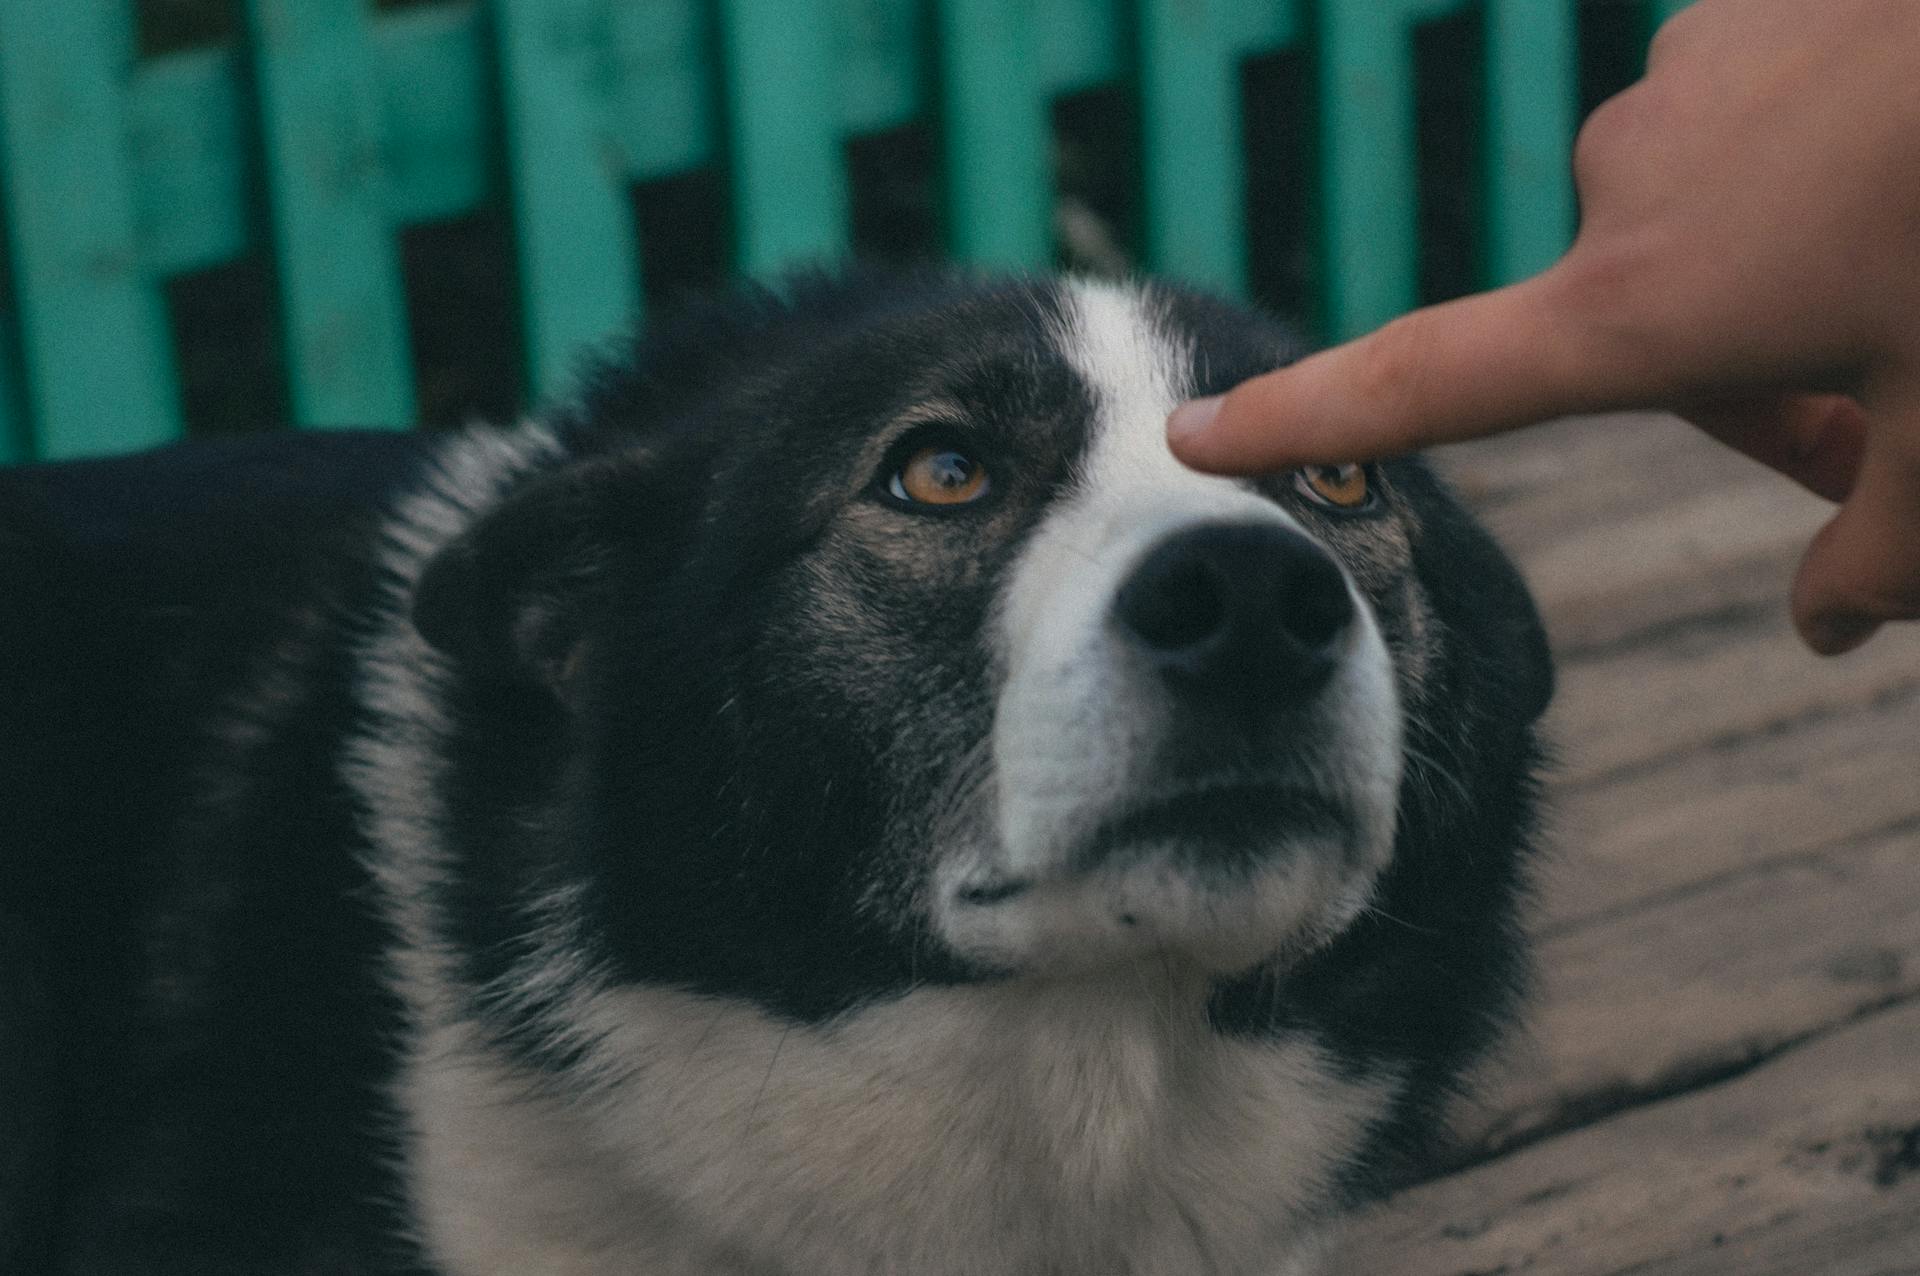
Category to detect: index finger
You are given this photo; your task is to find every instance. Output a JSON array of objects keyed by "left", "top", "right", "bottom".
[{"left": 1168, "top": 264, "right": 1673, "bottom": 473}]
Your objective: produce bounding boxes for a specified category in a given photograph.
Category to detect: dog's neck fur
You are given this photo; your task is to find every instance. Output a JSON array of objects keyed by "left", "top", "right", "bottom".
[{"left": 398, "top": 967, "right": 1376, "bottom": 1276}]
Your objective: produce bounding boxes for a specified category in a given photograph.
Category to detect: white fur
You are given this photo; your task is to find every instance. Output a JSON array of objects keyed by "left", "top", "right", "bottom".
[
  {"left": 403, "top": 969, "right": 1385, "bottom": 1276},
  {"left": 344, "top": 423, "right": 563, "bottom": 1019}
]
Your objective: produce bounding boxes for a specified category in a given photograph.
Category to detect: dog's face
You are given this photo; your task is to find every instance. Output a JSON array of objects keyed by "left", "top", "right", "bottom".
[{"left": 411, "top": 276, "right": 1550, "bottom": 1027}]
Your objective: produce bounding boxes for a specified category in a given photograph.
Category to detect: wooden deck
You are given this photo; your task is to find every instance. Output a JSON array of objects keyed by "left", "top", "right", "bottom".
[{"left": 1341, "top": 414, "right": 1920, "bottom": 1275}]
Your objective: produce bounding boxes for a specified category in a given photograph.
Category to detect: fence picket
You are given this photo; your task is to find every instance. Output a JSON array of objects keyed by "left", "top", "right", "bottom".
[
  {"left": 243, "top": 0, "right": 415, "bottom": 428},
  {"left": 933, "top": 0, "right": 1052, "bottom": 268},
  {"left": 1484, "top": 0, "right": 1576, "bottom": 286},
  {"left": 717, "top": 0, "right": 851, "bottom": 277},
  {"left": 1317, "top": 0, "right": 1417, "bottom": 339},
  {"left": 1316, "top": 0, "right": 1479, "bottom": 339},
  {"left": 0, "top": 0, "right": 1646, "bottom": 462},
  {"left": 376, "top": 2, "right": 490, "bottom": 227},
  {"left": 0, "top": 0, "right": 179, "bottom": 458},
  {"left": 493, "top": 0, "right": 643, "bottom": 402},
  {"left": 1137, "top": 0, "right": 1291, "bottom": 295}
]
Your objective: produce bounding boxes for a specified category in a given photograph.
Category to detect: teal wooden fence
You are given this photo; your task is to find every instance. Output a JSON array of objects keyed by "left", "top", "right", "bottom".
[{"left": 0, "top": 0, "right": 1686, "bottom": 463}]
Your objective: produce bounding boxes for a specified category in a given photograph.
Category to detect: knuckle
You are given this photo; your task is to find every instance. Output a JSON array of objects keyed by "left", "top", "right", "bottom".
[
  {"left": 1572, "top": 87, "right": 1658, "bottom": 194},
  {"left": 1645, "top": 11, "right": 1692, "bottom": 68}
]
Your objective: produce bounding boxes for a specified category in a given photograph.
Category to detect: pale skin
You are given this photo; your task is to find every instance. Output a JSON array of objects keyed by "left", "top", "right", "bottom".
[{"left": 1169, "top": 0, "right": 1920, "bottom": 656}]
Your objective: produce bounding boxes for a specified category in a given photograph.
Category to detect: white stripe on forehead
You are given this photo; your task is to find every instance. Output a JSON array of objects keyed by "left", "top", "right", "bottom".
[
  {"left": 1051, "top": 278, "right": 1196, "bottom": 489},
  {"left": 1047, "top": 277, "right": 1297, "bottom": 530}
]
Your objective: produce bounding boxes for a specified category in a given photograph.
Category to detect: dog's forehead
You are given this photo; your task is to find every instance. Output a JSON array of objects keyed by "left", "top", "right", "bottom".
[{"left": 1044, "top": 277, "right": 1281, "bottom": 518}]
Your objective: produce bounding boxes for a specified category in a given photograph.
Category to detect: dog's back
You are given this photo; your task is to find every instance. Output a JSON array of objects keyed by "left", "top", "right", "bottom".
[{"left": 1, "top": 433, "right": 434, "bottom": 1274}]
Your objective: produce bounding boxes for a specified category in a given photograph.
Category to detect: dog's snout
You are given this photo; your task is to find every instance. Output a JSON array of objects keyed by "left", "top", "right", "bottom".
[{"left": 1112, "top": 522, "right": 1353, "bottom": 701}]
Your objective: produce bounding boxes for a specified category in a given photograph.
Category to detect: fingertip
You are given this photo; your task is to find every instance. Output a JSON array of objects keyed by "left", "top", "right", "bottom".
[
  {"left": 1788, "top": 441, "right": 1920, "bottom": 655},
  {"left": 1166, "top": 394, "right": 1225, "bottom": 459},
  {"left": 1167, "top": 373, "right": 1315, "bottom": 474},
  {"left": 1795, "top": 603, "right": 1880, "bottom": 656}
]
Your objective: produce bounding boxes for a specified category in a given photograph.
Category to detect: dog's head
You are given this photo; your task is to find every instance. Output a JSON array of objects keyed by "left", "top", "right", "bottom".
[{"left": 407, "top": 273, "right": 1551, "bottom": 1027}]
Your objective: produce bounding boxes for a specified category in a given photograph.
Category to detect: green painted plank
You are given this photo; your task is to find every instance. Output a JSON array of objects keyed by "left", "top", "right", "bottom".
[
  {"left": 1316, "top": 0, "right": 1421, "bottom": 338},
  {"left": 1651, "top": 0, "right": 1694, "bottom": 25},
  {"left": 839, "top": 0, "right": 922, "bottom": 134},
  {"left": 1313, "top": 0, "right": 1469, "bottom": 338},
  {"left": 375, "top": 2, "right": 489, "bottom": 226},
  {"left": 0, "top": 0, "right": 179, "bottom": 459},
  {"left": 1138, "top": 0, "right": 1280, "bottom": 295},
  {"left": 243, "top": 0, "right": 415, "bottom": 427},
  {"left": 717, "top": 0, "right": 851, "bottom": 277},
  {"left": 1225, "top": 0, "right": 1302, "bottom": 55},
  {"left": 1483, "top": 0, "right": 1576, "bottom": 286},
  {"left": 605, "top": 0, "right": 713, "bottom": 178},
  {"left": 125, "top": 45, "right": 249, "bottom": 281},
  {"left": 112, "top": 0, "right": 1314, "bottom": 293},
  {"left": 493, "top": 0, "right": 643, "bottom": 402},
  {"left": 933, "top": 0, "right": 1052, "bottom": 269},
  {"left": 1035, "top": 0, "right": 1121, "bottom": 95}
]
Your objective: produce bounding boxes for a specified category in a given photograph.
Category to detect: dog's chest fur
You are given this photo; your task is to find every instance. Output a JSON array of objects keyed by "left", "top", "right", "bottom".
[{"left": 402, "top": 974, "right": 1379, "bottom": 1276}]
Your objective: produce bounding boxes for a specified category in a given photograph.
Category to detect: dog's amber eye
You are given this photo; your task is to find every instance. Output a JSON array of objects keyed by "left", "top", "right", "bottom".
[
  {"left": 889, "top": 446, "right": 990, "bottom": 507},
  {"left": 1294, "top": 464, "right": 1371, "bottom": 510}
]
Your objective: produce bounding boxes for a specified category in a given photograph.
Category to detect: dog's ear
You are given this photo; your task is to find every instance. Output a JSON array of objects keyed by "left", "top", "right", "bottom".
[{"left": 412, "top": 453, "right": 655, "bottom": 689}]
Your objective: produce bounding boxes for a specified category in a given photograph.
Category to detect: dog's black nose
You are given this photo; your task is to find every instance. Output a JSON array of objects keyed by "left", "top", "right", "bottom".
[{"left": 1112, "top": 521, "right": 1353, "bottom": 703}]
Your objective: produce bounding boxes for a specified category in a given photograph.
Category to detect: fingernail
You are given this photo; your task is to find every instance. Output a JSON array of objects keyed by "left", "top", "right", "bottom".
[
  {"left": 1805, "top": 611, "right": 1878, "bottom": 655},
  {"left": 1168, "top": 395, "right": 1224, "bottom": 441}
]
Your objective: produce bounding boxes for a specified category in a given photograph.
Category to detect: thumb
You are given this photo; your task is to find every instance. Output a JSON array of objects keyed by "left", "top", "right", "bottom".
[
  {"left": 1168, "top": 265, "right": 1657, "bottom": 474},
  {"left": 1790, "top": 410, "right": 1920, "bottom": 654}
]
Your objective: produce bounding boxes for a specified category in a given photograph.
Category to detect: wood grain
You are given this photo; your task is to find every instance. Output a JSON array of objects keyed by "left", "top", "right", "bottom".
[
  {"left": 1341, "top": 997, "right": 1920, "bottom": 1276},
  {"left": 1462, "top": 822, "right": 1920, "bottom": 1159}
]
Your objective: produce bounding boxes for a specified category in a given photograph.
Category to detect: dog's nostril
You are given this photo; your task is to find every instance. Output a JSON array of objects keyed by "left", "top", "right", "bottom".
[{"left": 1115, "top": 558, "right": 1227, "bottom": 654}]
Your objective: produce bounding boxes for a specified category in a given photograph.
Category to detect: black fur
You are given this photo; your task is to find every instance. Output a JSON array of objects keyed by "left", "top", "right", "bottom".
[{"left": 1, "top": 272, "right": 1550, "bottom": 1273}]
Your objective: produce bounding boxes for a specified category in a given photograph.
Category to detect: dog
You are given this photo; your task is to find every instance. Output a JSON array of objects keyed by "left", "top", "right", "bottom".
[{"left": 0, "top": 271, "right": 1552, "bottom": 1275}]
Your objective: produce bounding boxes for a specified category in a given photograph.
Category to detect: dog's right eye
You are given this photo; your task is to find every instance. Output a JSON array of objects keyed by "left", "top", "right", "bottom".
[{"left": 887, "top": 445, "right": 992, "bottom": 508}]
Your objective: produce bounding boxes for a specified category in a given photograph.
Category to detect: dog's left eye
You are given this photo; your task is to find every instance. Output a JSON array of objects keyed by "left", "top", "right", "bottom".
[
  {"left": 888, "top": 445, "right": 991, "bottom": 507},
  {"left": 1293, "top": 464, "right": 1373, "bottom": 511}
]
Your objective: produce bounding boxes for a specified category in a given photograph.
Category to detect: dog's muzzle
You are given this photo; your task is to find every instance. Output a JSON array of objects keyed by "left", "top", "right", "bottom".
[{"left": 935, "top": 505, "right": 1403, "bottom": 977}]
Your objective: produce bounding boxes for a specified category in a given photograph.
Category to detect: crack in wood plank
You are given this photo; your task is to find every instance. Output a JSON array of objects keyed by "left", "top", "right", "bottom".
[{"left": 1341, "top": 999, "right": 1920, "bottom": 1275}]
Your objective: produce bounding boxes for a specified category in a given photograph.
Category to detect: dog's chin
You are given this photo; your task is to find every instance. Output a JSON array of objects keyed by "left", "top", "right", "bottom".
[{"left": 934, "top": 828, "right": 1382, "bottom": 981}]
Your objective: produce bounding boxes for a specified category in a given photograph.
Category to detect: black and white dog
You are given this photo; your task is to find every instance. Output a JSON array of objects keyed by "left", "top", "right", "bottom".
[{"left": 1, "top": 272, "right": 1551, "bottom": 1275}]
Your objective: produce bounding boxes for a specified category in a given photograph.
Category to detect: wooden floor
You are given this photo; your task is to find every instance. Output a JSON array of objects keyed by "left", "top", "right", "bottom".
[{"left": 1340, "top": 414, "right": 1920, "bottom": 1275}]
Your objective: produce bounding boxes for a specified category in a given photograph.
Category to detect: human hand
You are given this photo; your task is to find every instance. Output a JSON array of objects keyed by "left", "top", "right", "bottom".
[{"left": 1168, "top": 0, "right": 1920, "bottom": 655}]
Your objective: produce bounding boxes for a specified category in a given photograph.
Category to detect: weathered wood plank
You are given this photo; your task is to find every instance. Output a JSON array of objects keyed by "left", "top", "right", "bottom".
[
  {"left": 1436, "top": 413, "right": 1707, "bottom": 540},
  {"left": 1456, "top": 821, "right": 1920, "bottom": 1160},
  {"left": 1542, "top": 683, "right": 1920, "bottom": 931},
  {"left": 1523, "top": 474, "right": 1827, "bottom": 654},
  {"left": 1549, "top": 611, "right": 1920, "bottom": 789},
  {"left": 1435, "top": 413, "right": 1834, "bottom": 652},
  {"left": 1342, "top": 996, "right": 1920, "bottom": 1275},
  {"left": 1440, "top": 413, "right": 1786, "bottom": 559}
]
